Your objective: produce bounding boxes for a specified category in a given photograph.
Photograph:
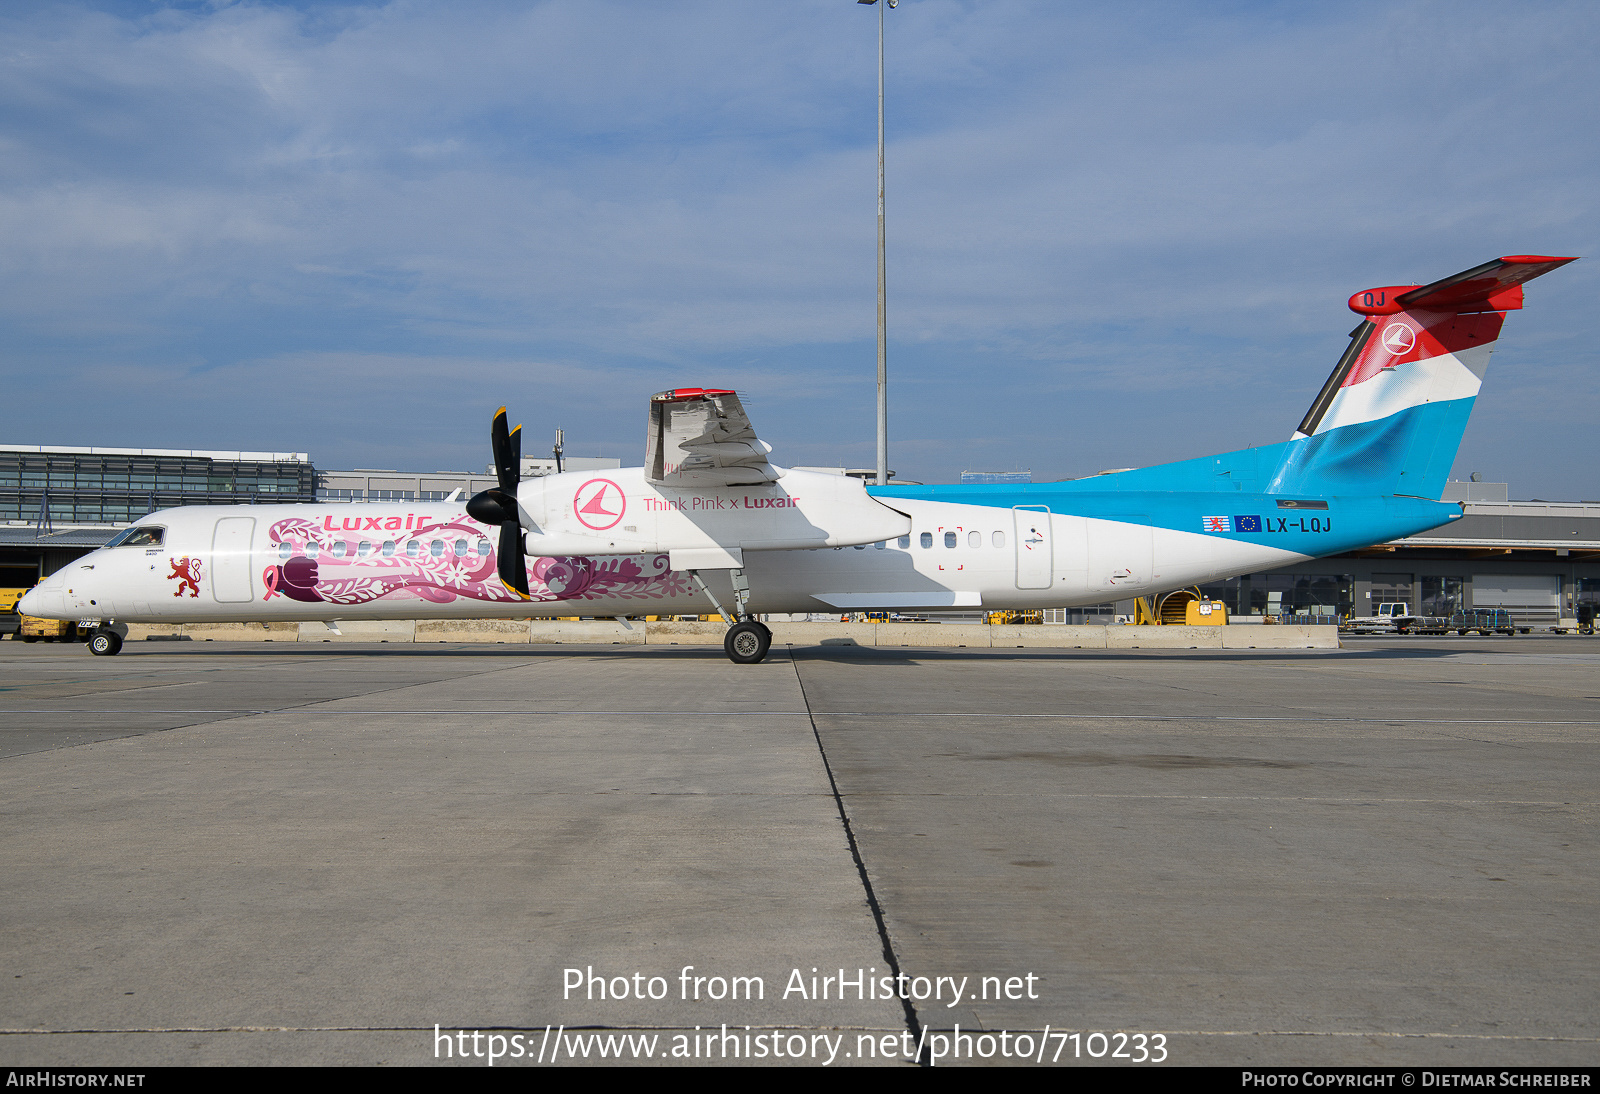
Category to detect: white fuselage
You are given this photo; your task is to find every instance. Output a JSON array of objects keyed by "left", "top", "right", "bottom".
[{"left": 21, "top": 466, "right": 1307, "bottom": 625}]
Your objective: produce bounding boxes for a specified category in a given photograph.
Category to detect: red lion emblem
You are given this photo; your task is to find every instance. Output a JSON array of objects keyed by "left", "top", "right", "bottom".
[{"left": 168, "top": 556, "right": 202, "bottom": 598}]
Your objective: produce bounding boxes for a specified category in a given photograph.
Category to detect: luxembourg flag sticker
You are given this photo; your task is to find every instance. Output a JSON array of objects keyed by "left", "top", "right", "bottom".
[{"left": 1203, "top": 516, "right": 1233, "bottom": 533}]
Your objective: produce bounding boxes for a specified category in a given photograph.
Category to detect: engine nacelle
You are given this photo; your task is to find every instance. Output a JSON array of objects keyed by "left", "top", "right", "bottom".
[{"left": 516, "top": 467, "right": 910, "bottom": 558}]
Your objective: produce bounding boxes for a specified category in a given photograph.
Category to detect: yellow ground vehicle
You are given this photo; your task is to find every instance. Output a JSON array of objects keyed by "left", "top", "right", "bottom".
[
  {"left": 4, "top": 586, "right": 87, "bottom": 642},
  {"left": 19, "top": 615, "right": 85, "bottom": 642},
  {"left": 986, "top": 610, "right": 1042, "bottom": 625},
  {"left": 0, "top": 588, "right": 25, "bottom": 639},
  {"left": 1132, "top": 588, "right": 1227, "bottom": 626},
  {"left": 20, "top": 615, "right": 85, "bottom": 641}
]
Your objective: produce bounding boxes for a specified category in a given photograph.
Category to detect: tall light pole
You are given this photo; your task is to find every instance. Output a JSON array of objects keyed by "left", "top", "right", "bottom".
[{"left": 860, "top": 0, "right": 894, "bottom": 486}]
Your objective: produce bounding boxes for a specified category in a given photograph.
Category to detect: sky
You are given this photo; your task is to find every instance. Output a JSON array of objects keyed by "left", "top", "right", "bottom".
[{"left": 3, "top": 0, "right": 1598, "bottom": 498}]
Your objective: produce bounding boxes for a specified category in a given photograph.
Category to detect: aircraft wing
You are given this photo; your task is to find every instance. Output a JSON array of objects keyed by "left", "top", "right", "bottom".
[{"left": 645, "top": 388, "right": 781, "bottom": 487}]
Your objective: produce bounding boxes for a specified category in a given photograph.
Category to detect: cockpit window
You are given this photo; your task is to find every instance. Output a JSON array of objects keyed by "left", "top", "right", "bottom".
[{"left": 107, "top": 525, "right": 164, "bottom": 548}]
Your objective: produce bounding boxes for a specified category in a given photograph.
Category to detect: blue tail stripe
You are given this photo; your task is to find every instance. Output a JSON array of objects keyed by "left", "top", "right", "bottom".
[
  {"left": 874, "top": 398, "right": 1476, "bottom": 503},
  {"left": 869, "top": 400, "right": 1479, "bottom": 547}
]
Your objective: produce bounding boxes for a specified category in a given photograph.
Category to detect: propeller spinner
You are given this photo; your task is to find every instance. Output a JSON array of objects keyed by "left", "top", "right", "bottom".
[{"left": 465, "top": 406, "right": 531, "bottom": 599}]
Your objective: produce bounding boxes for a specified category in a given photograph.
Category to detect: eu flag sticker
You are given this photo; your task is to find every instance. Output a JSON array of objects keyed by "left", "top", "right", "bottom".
[
  {"left": 1235, "top": 515, "right": 1261, "bottom": 533},
  {"left": 1202, "top": 516, "right": 1232, "bottom": 533}
]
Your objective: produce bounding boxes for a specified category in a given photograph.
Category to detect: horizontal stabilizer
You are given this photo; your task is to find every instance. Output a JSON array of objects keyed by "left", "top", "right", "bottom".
[{"left": 1349, "top": 255, "right": 1576, "bottom": 316}]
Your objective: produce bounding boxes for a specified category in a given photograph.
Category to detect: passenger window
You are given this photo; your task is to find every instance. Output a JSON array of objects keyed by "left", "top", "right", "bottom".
[
  {"left": 944, "top": 532, "right": 957, "bottom": 548},
  {"left": 306, "top": 541, "right": 320, "bottom": 558},
  {"left": 477, "top": 539, "right": 492, "bottom": 557},
  {"left": 992, "top": 531, "right": 1005, "bottom": 548},
  {"left": 430, "top": 540, "right": 444, "bottom": 557},
  {"left": 382, "top": 541, "right": 396, "bottom": 557},
  {"left": 920, "top": 532, "right": 933, "bottom": 548},
  {"left": 405, "top": 540, "right": 420, "bottom": 558},
  {"left": 898, "top": 536, "right": 910, "bottom": 549},
  {"left": 454, "top": 538, "right": 468, "bottom": 557},
  {"left": 968, "top": 531, "right": 981, "bottom": 548},
  {"left": 331, "top": 541, "right": 348, "bottom": 558},
  {"left": 357, "top": 541, "right": 372, "bottom": 558},
  {"left": 278, "top": 542, "right": 292, "bottom": 559}
]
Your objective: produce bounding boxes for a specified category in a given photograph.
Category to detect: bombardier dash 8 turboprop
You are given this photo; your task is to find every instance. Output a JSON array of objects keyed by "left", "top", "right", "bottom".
[{"left": 21, "top": 255, "right": 1577, "bottom": 663}]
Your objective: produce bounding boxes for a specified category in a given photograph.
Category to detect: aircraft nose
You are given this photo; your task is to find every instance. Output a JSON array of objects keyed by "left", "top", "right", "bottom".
[{"left": 18, "top": 570, "right": 67, "bottom": 620}]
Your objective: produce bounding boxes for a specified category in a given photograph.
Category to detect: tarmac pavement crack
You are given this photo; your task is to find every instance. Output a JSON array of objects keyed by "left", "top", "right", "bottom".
[{"left": 786, "top": 645, "right": 927, "bottom": 1066}]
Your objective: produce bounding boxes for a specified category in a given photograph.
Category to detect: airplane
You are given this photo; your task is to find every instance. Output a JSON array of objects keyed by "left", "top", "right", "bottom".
[{"left": 19, "top": 254, "right": 1576, "bottom": 664}]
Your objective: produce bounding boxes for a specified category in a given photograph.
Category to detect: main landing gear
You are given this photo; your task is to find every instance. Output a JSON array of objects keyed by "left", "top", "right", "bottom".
[
  {"left": 687, "top": 567, "right": 772, "bottom": 665},
  {"left": 724, "top": 620, "right": 772, "bottom": 665},
  {"left": 88, "top": 627, "right": 123, "bottom": 656}
]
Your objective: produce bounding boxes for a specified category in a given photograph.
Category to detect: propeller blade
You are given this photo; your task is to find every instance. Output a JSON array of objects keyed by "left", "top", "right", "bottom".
[
  {"left": 510, "top": 422, "right": 522, "bottom": 492},
  {"left": 482, "top": 406, "right": 531, "bottom": 599},
  {"left": 498, "top": 519, "right": 529, "bottom": 599},
  {"left": 491, "top": 407, "right": 519, "bottom": 494}
]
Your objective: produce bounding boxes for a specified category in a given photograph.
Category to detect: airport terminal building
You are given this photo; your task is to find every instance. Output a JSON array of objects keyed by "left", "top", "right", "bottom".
[
  {"left": 0, "top": 445, "right": 317, "bottom": 591},
  {"left": 4, "top": 442, "right": 1596, "bottom": 628}
]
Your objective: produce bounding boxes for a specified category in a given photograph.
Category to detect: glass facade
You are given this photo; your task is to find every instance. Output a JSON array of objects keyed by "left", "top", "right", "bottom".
[
  {"left": 1368, "top": 572, "right": 1414, "bottom": 613},
  {"left": 1197, "top": 573, "right": 1354, "bottom": 620},
  {"left": 1419, "top": 576, "right": 1467, "bottom": 616},
  {"left": 312, "top": 488, "right": 457, "bottom": 502},
  {"left": 0, "top": 451, "right": 315, "bottom": 524}
]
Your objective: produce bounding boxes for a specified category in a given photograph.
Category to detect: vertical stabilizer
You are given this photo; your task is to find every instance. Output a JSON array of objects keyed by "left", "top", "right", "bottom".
[{"left": 1269, "top": 255, "right": 1574, "bottom": 498}]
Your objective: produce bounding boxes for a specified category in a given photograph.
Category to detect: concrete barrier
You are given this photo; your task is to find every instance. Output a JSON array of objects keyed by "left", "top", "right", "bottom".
[
  {"left": 180, "top": 622, "right": 298, "bottom": 642},
  {"left": 873, "top": 622, "right": 992, "bottom": 647},
  {"left": 1106, "top": 624, "right": 1225, "bottom": 649},
  {"left": 124, "top": 623, "right": 185, "bottom": 641},
  {"left": 416, "top": 619, "right": 531, "bottom": 643},
  {"left": 531, "top": 619, "right": 644, "bottom": 644},
  {"left": 1221, "top": 624, "right": 1339, "bottom": 649},
  {"left": 643, "top": 621, "right": 725, "bottom": 645},
  {"left": 990, "top": 624, "right": 1108, "bottom": 648},
  {"left": 299, "top": 620, "right": 415, "bottom": 643},
  {"left": 766, "top": 621, "right": 879, "bottom": 647}
]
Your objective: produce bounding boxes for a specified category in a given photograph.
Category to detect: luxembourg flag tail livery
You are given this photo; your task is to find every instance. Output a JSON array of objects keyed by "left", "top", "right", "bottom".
[
  {"left": 1270, "top": 255, "right": 1576, "bottom": 498},
  {"left": 1011, "top": 254, "right": 1575, "bottom": 507}
]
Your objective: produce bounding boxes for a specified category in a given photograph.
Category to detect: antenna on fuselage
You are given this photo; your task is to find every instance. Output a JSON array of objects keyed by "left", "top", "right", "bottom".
[{"left": 553, "top": 427, "right": 565, "bottom": 474}]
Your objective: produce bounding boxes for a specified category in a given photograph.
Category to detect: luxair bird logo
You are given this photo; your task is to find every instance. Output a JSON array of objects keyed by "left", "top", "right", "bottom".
[
  {"left": 1381, "top": 322, "right": 1416, "bottom": 356},
  {"left": 573, "top": 478, "right": 626, "bottom": 531}
]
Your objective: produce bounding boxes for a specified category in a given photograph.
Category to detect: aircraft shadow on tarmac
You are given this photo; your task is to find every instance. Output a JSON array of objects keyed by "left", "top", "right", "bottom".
[{"left": 0, "top": 639, "right": 1476, "bottom": 665}]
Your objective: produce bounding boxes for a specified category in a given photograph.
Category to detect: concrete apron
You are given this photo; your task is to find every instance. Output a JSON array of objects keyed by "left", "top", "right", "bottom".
[
  {"left": 0, "top": 648, "right": 906, "bottom": 1063},
  {"left": 121, "top": 621, "right": 1340, "bottom": 649}
]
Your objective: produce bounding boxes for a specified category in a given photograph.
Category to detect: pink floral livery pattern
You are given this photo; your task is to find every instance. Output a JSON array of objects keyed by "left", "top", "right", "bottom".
[{"left": 261, "top": 514, "right": 692, "bottom": 606}]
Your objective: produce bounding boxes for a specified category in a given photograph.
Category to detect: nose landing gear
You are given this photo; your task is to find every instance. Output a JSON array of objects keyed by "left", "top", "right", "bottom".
[{"left": 88, "top": 627, "right": 123, "bottom": 656}]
